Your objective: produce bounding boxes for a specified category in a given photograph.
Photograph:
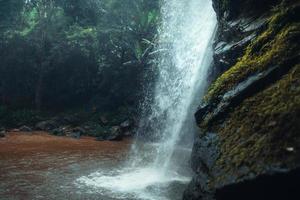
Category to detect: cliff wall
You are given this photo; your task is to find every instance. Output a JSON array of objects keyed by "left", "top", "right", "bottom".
[{"left": 184, "top": 0, "right": 300, "bottom": 199}]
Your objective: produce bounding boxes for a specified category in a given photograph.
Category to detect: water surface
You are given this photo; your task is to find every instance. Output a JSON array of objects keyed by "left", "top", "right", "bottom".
[{"left": 0, "top": 132, "right": 132, "bottom": 200}]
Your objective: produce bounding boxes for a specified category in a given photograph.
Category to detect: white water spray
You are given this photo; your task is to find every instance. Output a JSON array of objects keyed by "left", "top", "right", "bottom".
[{"left": 77, "top": 0, "right": 217, "bottom": 199}]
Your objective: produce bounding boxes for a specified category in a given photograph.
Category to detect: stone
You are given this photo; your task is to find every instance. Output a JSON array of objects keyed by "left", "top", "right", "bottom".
[
  {"left": 69, "top": 132, "right": 81, "bottom": 139},
  {"left": 123, "top": 131, "right": 132, "bottom": 137},
  {"left": 66, "top": 127, "right": 85, "bottom": 139},
  {"left": 195, "top": 102, "right": 212, "bottom": 125},
  {"left": 62, "top": 115, "right": 80, "bottom": 125},
  {"left": 99, "top": 116, "right": 109, "bottom": 125},
  {"left": 19, "top": 125, "right": 32, "bottom": 132},
  {"left": 35, "top": 120, "right": 58, "bottom": 131},
  {"left": 183, "top": 174, "right": 214, "bottom": 200},
  {"left": 51, "top": 126, "right": 70, "bottom": 136},
  {"left": 191, "top": 133, "right": 220, "bottom": 173},
  {"left": 0, "top": 130, "right": 5, "bottom": 138},
  {"left": 106, "top": 126, "right": 123, "bottom": 141},
  {"left": 120, "top": 119, "right": 132, "bottom": 132},
  {"left": 72, "top": 127, "right": 86, "bottom": 135}
]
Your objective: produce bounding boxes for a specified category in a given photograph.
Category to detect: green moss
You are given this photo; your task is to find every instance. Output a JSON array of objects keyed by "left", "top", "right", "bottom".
[
  {"left": 214, "top": 64, "right": 300, "bottom": 179},
  {"left": 205, "top": 5, "right": 300, "bottom": 103},
  {"left": 202, "top": 1, "right": 300, "bottom": 189}
]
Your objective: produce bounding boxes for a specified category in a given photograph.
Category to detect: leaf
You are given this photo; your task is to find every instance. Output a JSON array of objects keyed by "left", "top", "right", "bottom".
[{"left": 134, "top": 41, "right": 143, "bottom": 61}]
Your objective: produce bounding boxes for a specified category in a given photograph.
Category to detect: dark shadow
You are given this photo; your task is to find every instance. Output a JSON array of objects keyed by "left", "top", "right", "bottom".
[{"left": 216, "top": 168, "right": 300, "bottom": 200}]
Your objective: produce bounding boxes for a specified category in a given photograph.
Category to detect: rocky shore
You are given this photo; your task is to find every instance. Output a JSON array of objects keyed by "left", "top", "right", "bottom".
[{"left": 0, "top": 113, "right": 135, "bottom": 141}]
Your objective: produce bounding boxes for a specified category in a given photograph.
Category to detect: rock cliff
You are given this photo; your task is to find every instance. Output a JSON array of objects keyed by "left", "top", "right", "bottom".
[{"left": 184, "top": 0, "right": 300, "bottom": 199}]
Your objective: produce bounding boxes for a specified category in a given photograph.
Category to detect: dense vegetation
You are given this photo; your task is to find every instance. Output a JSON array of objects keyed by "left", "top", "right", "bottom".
[{"left": 0, "top": 0, "right": 159, "bottom": 127}]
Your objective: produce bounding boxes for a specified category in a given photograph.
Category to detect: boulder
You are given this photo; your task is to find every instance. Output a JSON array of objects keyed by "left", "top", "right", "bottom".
[
  {"left": 72, "top": 127, "right": 86, "bottom": 135},
  {"left": 19, "top": 125, "right": 32, "bottom": 132},
  {"left": 106, "top": 126, "right": 123, "bottom": 141},
  {"left": 120, "top": 119, "right": 133, "bottom": 132},
  {"left": 35, "top": 120, "right": 58, "bottom": 131},
  {"left": 51, "top": 126, "right": 70, "bottom": 136},
  {"left": 99, "top": 116, "right": 109, "bottom": 125},
  {"left": 83, "top": 125, "right": 92, "bottom": 132},
  {"left": 0, "top": 130, "right": 5, "bottom": 138},
  {"left": 67, "top": 127, "right": 85, "bottom": 139},
  {"left": 51, "top": 126, "right": 85, "bottom": 139},
  {"left": 69, "top": 132, "right": 81, "bottom": 139},
  {"left": 61, "top": 115, "right": 80, "bottom": 125},
  {"left": 123, "top": 131, "right": 133, "bottom": 137}
]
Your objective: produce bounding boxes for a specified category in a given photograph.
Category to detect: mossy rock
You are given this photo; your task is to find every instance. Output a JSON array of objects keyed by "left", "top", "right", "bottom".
[
  {"left": 211, "top": 64, "right": 300, "bottom": 185},
  {"left": 200, "top": 1, "right": 300, "bottom": 188},
  {"left": 205, "top": 3, "right": 300, "bottom": 103}
]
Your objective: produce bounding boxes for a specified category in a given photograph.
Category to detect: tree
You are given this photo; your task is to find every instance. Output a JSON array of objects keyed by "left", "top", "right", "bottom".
[{"left": 0, "top": 0, "right": 159, "bottom": 113}]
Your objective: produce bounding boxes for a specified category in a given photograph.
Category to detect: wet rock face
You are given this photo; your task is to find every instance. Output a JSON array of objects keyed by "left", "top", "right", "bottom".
[
  {"left": 212, "top": 0, "right": 281, "bottom": 20},
  {"left": 211, "top": 17, "right": 267, "bottom": 76},
  {"left": 196, "top": 60, "right": 298, "bottom": 127},
  {"left": 209, "top": 0, "right": 274, "bottom": 79},
  {"left": 191, "top": 133, "right": 220, "bottom": 174},
  {"left": 183, "top": 133, "right": 220, "bottom": 200},
  {"left": 185, "top": 0, "right": 300, "bottom": 199}
]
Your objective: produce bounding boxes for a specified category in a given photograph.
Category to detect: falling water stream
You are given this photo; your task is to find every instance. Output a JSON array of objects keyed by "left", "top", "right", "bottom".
[{"left": 77, "top": 0, "right": 217, "bottom": 199}]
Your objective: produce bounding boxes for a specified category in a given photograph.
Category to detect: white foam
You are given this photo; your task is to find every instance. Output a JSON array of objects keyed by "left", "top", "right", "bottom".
[{"left": 76, "top": 167, "right": 190, "bottom": 200}]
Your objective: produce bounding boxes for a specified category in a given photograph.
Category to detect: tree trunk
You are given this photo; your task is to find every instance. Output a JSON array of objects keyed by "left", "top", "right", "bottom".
[{"left": 35, "top": 67, "right": 44, "bottom": 111}]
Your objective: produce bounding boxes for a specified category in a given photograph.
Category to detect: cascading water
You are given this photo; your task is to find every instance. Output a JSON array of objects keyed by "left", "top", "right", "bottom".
[{"left": 76, "top": 0, "right": 217, "bottom": 199}]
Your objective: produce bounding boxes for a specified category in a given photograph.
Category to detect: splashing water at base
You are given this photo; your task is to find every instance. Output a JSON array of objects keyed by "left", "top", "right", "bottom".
[
  {"left": 77, "top": 166, "right": 190, "bottom": 200},
  {"left": 76, "top": 0, "right": 217, "bottom": 199},
  {"left": 76, "top": 143, "right": 193, "bottom": 200}
]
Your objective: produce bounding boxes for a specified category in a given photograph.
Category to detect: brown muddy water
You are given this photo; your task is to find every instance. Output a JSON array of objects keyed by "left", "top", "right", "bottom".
[{"left": 0, "top": 132, "right": 132, "bottom": 200}]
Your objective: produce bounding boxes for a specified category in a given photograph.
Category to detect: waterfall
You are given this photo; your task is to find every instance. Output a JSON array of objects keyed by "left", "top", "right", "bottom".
[
  {"left": 151, "top": 0, "right": 217, "bottom": 171},
  {"left": 77, "top": 0, "right": 217, "bottom": 199}
]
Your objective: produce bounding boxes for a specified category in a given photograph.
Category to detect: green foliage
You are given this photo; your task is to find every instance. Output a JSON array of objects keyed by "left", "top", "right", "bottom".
[
  {"left": 0, "top": 0, "right": 159, "bottom": 119},
  {"left": 0, "top": 106, "right": 8, "bottom": 122},
  {"left": 0, "top": 106, "right": 41, "bottom": 127},
  {"left": 65, "top": 25, "right": 98, "bottom": 57},
  {"left": 19, "top": 8, "right": 38, "bottom": 36},
  {"left": 0, "top": 0, "right": 24, "bottom": 33},
  {"left": 66, "top": 26, "right": 97, "bottom": 40}
]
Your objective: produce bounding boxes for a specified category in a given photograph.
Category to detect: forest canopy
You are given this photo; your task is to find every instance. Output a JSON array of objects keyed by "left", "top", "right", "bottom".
[{"left": 0, "top": 0, "right": 159, "bottom": 116}]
